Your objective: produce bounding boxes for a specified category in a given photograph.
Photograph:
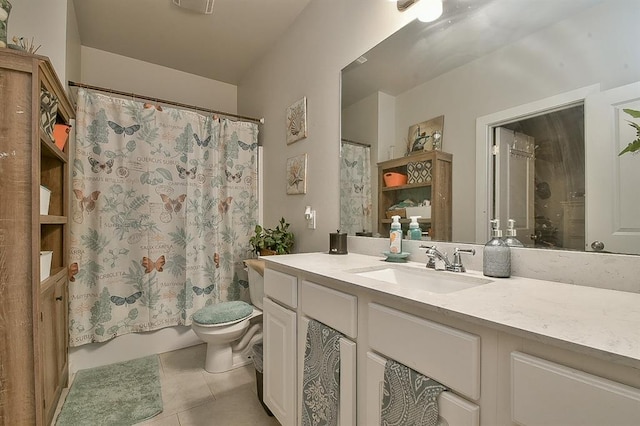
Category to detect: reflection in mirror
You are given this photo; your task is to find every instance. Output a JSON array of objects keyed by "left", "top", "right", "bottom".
[
  {"left": 492, "top": 105, "right": 585, "bottom": 250},
  {"left": 340, "top": 0, "right": 640, "bottom": 255}
]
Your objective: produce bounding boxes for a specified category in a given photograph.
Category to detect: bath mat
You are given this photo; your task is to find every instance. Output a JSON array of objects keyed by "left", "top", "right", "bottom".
[{"left": 56, "top": 355, "right": 162, "bottom": 426}]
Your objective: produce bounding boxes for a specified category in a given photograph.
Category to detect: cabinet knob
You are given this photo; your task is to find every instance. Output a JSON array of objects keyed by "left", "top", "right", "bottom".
[
  {"left": 590, "top": 241, "right": 605, "bottom": 251},
  {"left": 55, "top": 296, "right": 63, "bottom": 301}
]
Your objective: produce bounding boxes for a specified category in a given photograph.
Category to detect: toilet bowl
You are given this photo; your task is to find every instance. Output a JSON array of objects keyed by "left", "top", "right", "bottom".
[{"left": 191, "top": 262, "right": 265, "bottom": 373}]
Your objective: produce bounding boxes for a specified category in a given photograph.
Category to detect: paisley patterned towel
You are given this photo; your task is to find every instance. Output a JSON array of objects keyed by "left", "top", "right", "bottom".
[
  {"left": 381, "top": 359, "right": 447, "bottom": 426},
  {"left": 302, "top": 319, "right": 343, "bottom": 426}
]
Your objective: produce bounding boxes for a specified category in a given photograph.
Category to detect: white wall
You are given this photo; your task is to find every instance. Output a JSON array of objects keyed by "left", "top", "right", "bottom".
[
  {"left": 65, "top": 0, "right": 81, "bottom": 85},
  {"left": 80, "top": 46, "right": 237, "bottom": 113},
  {"left": 9, "top": 0, "right": 68, "bottom": 82},
  {"left": 238, "top": 0, "right": 417, "bottom": 253}
]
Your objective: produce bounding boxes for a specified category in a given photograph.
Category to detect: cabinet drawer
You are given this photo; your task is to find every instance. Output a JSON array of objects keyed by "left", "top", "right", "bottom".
[
  {"left": 366, "top": 352, "right": 479, "bottom": 426},
  {"left": 511, "top": 352, "right": 640, "bottom": 426},
  {"left": 264, "top": 268, "right": 297, "bottom": 309},
  {"left": 300, "top": 280, "right": 357, "bottom": 338},
  {"left": 368, "top": 303, "right": 480, "bottom": 400}
]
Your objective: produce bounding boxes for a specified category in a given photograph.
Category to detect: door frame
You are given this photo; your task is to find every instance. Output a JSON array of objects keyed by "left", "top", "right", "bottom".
[{"left": 474, "top": 84, "right": 600, "bottom": 243}]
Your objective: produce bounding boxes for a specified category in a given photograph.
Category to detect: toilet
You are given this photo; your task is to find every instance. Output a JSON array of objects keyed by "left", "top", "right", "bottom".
[{"left": 191, "top": 264, "right": 265, "bottom": 373}]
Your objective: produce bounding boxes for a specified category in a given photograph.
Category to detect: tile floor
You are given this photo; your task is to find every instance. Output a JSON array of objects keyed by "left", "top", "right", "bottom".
[{"left": 56, "top": 344, "right": 280, "bottom": 426}]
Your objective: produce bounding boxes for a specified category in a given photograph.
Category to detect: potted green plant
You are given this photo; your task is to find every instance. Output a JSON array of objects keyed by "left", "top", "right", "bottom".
[{"left": 249, "top": 217, "right": 295, "bottom": 256}]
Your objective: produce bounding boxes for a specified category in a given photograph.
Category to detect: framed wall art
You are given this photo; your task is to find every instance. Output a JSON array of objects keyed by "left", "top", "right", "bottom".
[
  {"left": 286, "top": 153, "right": 307, "bottom": 195},
  {"left": 286, "top": 96, "right": 307, "bottom": 144},
  {"left": 407, "top": 115, "right": 444, "bottom": 154}
]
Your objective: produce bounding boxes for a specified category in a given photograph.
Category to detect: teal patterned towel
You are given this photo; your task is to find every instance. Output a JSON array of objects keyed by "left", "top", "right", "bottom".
[
  {"left": 302, "top": 319, "right": 343, "bottom": 426},
  {"left": 381, "top": 359, "right": 447, "bottom": 426}
]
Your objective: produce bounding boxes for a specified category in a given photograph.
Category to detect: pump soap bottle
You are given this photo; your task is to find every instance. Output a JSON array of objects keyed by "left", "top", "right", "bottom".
[
  {"left": 483, "top": 219, "right": 511, "bottom": 278},
  {"left": 503, "top": 219, "right": 524, "bottom": 247},
  {"left": 408, "top": 216, "right": 422, "bottom": 240},
  {"left": 389, "top": 215, "right": 403, "bottom": 254}
]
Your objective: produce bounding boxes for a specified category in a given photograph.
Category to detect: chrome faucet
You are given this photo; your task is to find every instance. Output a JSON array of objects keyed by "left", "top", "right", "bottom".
[
  {"left": 420, "top": 245, "right": 476, "bottom": 272},
  {"left": 420, "top": 245, "right": 451, "bottom": 270}
]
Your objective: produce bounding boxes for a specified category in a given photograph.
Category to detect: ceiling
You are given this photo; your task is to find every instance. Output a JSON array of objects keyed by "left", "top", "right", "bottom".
[
  {"left": 341, "top": 0, "right": 602, "bottom": 108},
  {"left": 73, "top": 0, "right": 312, "bottom": 85}
]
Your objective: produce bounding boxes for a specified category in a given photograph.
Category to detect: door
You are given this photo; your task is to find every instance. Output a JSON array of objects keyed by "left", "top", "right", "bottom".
[
  {"left": 494, "top": 127, "right": 535, "bottom": 245},
  {"left": 263, "top": 297, "right": 297, "bottom": 426},
  {"left": 40, "top": 275, "right": 68, "bottom": 424},
  {"left": 585, "top": 81, "right": 640, "bottom": 254}
]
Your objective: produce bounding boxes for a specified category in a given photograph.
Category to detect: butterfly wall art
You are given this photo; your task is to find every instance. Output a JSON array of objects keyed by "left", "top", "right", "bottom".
[
  {"left": 142, "top": 255, "right": 166, "bottom": 273},
  {"left": 286, "top": 153, "right": 307, "bottom": 195},
  {"left": 286, "top": 97, "right": 307, "bottom": 145}
]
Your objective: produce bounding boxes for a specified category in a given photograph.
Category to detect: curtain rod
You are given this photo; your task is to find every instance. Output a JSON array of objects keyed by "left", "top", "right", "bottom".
[
  {"left": 341, "top": 138, "right": 371, "bottom": 147},
  {"left": 68, "top": 81, "right": 265, "bottom": 125}
]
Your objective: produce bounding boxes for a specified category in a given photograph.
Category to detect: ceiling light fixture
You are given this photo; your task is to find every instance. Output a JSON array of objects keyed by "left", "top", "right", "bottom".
[
  {"left": 396, "top": 0, "right": 444, "bottom": 23},
  {"left": 172, "top": 0, "right": 214, "bottom": 15}
]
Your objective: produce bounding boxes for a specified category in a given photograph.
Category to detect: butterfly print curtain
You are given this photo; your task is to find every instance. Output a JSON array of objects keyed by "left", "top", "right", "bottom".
[
  {"left": 339, "top": 143, "right": 373, "bottom": 235},
  {"left": 69, "top": 89, "right": 259, "bottom": 346}
]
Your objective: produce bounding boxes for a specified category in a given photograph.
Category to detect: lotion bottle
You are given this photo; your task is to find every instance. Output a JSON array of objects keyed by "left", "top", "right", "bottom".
[
  {"left": 503, "top": 219, "right": 524, "bottom": 247},
  {"left": 389, "top": 215, "right": 403, "bottom": 254},
  {"left": 408, "top": 216, "right": 422, "bottom": 240},
  {"left": 483, "top": 219, "right": 511, "bottom": 278}
]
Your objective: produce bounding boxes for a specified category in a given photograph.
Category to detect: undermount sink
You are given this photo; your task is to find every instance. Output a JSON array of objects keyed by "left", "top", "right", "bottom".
[{"left": 350, "top": 265, "right": 492, "bottom": 294}]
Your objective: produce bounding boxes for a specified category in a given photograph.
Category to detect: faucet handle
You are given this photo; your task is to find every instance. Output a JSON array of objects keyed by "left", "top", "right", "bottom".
[{"left": 449, "top": 247, "right": 476, "bottom": 273}]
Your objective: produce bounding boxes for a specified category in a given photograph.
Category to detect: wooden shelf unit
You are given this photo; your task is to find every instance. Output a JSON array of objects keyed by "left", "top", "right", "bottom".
[
  {"left": 0, "top": 49, "right": 74, "bottom": 425},
  {"left": 377, "top": 150, "right": 452, "bottom": 241}
]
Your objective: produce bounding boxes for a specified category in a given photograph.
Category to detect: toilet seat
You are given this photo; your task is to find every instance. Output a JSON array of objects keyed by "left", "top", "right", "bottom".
[{"left": 192, "top": 300, "right": 253, "bottom": 326}]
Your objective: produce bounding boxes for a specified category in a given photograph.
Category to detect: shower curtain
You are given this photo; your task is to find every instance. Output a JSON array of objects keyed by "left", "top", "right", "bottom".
[
  {"left": 339, "top": 142, "right": 372, "bottom": 235},
  {"left": 68, "top": 89, "right": 258, "bottom": 346}
]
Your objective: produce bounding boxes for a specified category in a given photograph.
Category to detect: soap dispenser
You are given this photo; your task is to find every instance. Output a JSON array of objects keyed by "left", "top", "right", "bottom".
[
  {"left": 389, "top": 215, "right": 403, "bottom": 254},
  {"left": 408, "top": 216, "right": 422, "bottom": 240},
  {"left": 483, "top": 219, "right": 511, "bottom": 278},
  {"left": 503, "top": 219, "right": 524, "bottom": 248}
]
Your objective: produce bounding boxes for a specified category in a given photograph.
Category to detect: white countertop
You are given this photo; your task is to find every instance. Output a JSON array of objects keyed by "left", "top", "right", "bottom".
[{"left": 263, "top": 252, "right": 640, "bottom": 369}]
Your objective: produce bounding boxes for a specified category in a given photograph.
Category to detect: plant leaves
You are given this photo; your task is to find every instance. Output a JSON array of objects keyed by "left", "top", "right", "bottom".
[{"left": 623, "top": 108, "right": 640, "bottom": 118}]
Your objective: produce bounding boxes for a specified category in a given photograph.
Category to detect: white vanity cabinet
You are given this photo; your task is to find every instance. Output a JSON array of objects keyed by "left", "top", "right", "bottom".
[
  {"left": 263, "top": 268, "right": 298, "bottom": 426},
  {"left": 511, "top": 352, "right": 640, "bottom": 426},
  {"left": 263, "top": 253, "right": 640, "bottom": 426},
  {"left": 263, "top": 268, "right": 358, "bottom": 426},
  {"left": 366, "top": 303, "right": 481, "bottom": 425}
]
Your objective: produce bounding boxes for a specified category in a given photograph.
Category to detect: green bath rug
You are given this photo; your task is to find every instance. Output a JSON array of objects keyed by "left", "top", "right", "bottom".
[{"left": 56, "top": 354, "right": 163, "bottom": 426}]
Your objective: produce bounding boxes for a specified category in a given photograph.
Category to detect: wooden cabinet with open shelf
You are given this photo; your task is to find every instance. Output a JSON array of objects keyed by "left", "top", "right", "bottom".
[
  {"left": 377, "top": 150, "right": 452, "bottom": 241},
  {"left": 0, "top": 49, "right": 73, "bottom": 425}
]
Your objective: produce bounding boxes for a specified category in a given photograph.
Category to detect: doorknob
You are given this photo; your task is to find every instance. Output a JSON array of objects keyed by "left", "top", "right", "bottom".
[{"left": 591, "top": 240, "right": 605, "bottom": 251}]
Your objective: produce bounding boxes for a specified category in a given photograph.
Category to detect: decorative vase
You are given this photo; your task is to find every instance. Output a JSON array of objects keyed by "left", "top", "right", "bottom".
[{"left": 0, "top": 0, "right": 11, "bottom": 49}]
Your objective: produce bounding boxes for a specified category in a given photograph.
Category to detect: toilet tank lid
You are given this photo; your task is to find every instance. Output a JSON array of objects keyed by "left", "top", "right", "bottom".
[{"left": 193, "top": 301, "right": 253, "bottom": 325}]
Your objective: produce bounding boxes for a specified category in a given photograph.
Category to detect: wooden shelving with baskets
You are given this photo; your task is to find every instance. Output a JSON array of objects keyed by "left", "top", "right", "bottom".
[
  {"left": 0, "top": 49, "right": 74, "bottom": 425},
  {"left": 377, "top": 150, "right": 452, "bottom": 241}
]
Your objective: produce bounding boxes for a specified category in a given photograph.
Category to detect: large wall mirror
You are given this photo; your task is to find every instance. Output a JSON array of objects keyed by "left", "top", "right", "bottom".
[{"left": 340, "top": 0, "right": 640, "bottom": 255}]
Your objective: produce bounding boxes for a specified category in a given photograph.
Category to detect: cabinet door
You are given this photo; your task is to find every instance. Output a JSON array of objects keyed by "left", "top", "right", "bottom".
[
  {"left": 366, "top": 352, "right": 479, "bottom": 426},
  {"left": 263, "top": 297, "right": 297, "bottom": 426},
  {"left": 40, "top": 276, "right": 67, "bottom": 423}
]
